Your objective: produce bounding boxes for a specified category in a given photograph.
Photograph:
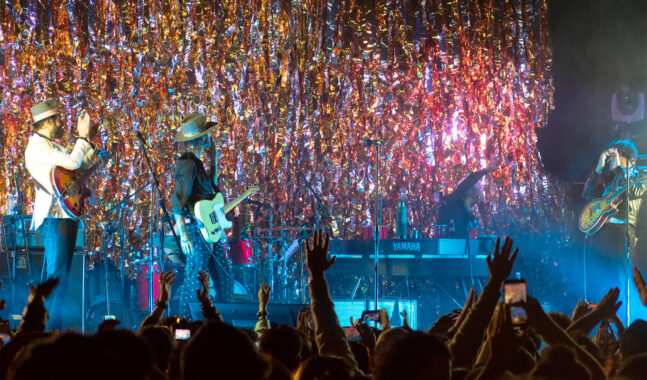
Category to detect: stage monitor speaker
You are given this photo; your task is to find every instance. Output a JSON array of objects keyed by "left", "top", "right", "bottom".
[
  {"left": 188, "top": 302, "right": 307, "bottom": 330},
  {"left": 10, "top": 253, "right": 86, "bottom": 332}
]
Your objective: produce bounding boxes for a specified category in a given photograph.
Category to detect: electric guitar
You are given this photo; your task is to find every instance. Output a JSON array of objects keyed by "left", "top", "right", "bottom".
[
  {"left": 50, "top": 151, "right": 111, "bottom": 218},
  {"left": 579, "top": 171, "right": 647, "bottom": 235},
  {"left": 194, "top": 186, "right": 260, "bottom": 243}
]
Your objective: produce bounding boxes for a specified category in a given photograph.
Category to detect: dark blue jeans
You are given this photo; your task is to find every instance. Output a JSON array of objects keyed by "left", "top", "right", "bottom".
[{"left": 39, "top": 218, "right": 78, "bottom": 330}]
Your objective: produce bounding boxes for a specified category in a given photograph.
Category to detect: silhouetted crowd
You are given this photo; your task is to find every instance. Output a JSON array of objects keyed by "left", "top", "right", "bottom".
[{"left": 1, "top": 232, "right": 647, "bottom": 380}]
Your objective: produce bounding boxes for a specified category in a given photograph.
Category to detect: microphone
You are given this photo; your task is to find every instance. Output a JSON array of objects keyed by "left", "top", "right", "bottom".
[{"left": 364, "top": 139, "right": 382, "bottom": 146}]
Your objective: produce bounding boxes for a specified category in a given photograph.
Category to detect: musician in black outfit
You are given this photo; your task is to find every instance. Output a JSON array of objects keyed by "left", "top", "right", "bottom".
[
  {"left": 172, "top": 112, "right": 232, "bottom": 318},
  {"left": 437, "top": 160, "right": 497, "bottom": 238},
  {"left": 583, "top": 139, "right": 647, "bottom": 318}
]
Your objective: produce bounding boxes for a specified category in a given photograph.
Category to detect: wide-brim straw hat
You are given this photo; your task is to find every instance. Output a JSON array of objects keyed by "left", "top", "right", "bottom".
[{"left": 175, "top": 112, "right": 219, "bottom": 141}]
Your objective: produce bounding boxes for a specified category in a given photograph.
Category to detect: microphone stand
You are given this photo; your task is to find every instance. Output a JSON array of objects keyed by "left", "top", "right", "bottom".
[
  {"left": 134, "top": 137, "right": 181, "bottom": 314},
  {"left": 296, "top": 166, "right": 333, "bottom": 231},
  {"left": 104, "top": 164, "right": 176, "bottom": 315},
  {"left": 365, "top": 141, "right": 382, "bottom": 311},
  {"left": 624, "top": 157, "right": 641, "bottom": 324}
]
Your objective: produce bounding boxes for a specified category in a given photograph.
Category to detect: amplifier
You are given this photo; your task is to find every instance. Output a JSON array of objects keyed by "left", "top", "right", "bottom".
[{"left": 1, "top": 215, "right": 86, "bottom": 251}]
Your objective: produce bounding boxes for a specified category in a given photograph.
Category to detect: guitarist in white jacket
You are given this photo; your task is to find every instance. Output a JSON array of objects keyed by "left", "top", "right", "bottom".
[{"left": 24, "top": 98, "right": 100, "bottom": 329}]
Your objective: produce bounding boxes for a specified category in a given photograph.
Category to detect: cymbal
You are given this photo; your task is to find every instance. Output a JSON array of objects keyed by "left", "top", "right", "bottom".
[{"left": 256, "top": 226, "right": 310, "bottom": 232}]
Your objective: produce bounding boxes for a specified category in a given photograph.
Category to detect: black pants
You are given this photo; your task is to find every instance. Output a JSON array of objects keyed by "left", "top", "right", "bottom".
[
  {"left": 39, "top": 218, "right": 79, "bottom": 330},
  {"left": 176, "top": 219, "right": 233, "bottom": 319}
]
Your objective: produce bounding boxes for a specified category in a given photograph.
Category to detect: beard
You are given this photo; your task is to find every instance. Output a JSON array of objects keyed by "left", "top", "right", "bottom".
[{"left": 51, "top": 122, "right": 65, "bottom": 139}]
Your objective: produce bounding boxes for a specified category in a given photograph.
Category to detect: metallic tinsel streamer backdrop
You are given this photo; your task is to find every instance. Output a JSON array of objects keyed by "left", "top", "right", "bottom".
[{"left": 0, "top": 0, "right": 567, "bottom": 273}]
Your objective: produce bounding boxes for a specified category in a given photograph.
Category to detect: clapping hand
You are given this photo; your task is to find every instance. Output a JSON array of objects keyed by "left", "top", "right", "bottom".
[
  {"left": 196, "top": 270, "right": 211, "bottom": 305},
  {"left": 486, "top": 237, "right": 519, "bottom": 284},
  {"left": 306, "top": 230, "right": 334, "bottom": 275},
  {"left": 158, "top": 271, "right": 176, "bottom": 305},
  {"left": 571, "top": 298, "right": 592, "bottom": 322},
  {"left": 595, "top": 287, "right": 622, "bottom": 321}
]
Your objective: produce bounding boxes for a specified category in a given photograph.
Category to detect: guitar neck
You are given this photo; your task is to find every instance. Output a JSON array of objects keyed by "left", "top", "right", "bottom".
[
  {"left": 223, "top": 189, "right": 257, "bottom": 214},
  {"left": 608, "top": 173, "right": 647, "bottom": 203},
  {"left": 78, "top": 159, "right": 105, "bottom": 184}
]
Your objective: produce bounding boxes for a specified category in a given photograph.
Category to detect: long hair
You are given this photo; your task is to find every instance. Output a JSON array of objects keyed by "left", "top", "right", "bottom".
[{"left": 183, "top": 134, "right": 208, "bottom": 153}]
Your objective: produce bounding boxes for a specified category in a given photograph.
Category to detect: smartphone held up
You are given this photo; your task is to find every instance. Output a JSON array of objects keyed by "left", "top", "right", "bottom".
[{"left": 503, "top": 279, "right": 527, "bottom": 332}]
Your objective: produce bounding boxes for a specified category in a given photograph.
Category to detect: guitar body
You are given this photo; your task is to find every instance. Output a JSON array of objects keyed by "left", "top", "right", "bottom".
[
  {"left": 194, "top": 186, "right": 260, "bottom": 243},
  {"left": 579, "top": 195, "right": 621, "bottom": 235},
  {"left": 194, "top": 193, "right": 228, "bottom": 243},
  {"left": 50, "top": 166, "right": 91, "bottom": 219}
]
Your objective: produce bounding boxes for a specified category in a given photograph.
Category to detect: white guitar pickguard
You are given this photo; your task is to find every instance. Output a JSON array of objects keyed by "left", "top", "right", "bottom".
[{"left": 212, "top": 203, "right": 233, "bottom": 229}]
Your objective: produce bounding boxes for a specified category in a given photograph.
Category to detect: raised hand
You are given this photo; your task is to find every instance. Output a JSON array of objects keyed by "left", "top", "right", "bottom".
[
  {"left": 258, "top": 282, "right": 271, "bottom": 312},
  {"left": 306, "top": 230, "right": 334, "bottom": 275},
  {"left": 29, "top": 278, "right": 60, "bottom": 301},
  {"left": 449, "top": 287, "right": 477, "bottom": 334},
  {"left": 158, "top": 271, "right": 176, "bottom": 304},
  {"left": 196, "top": 270, "right": 211, "bottom": 305},
  {"left": 352, "top": 318, "right": 376, "bottom": 353},
  {"left": 428, "top": 311, "right": 458, "bottom": 334},
  {"left": 487, "top": 303, "right": 526, "bottom": 360},
  {"left": 402, "top": 309, "right": 411, "bottom": 330},
  {"left": 486, "top": 237, "right": 519, "bottom": 283},
  {"left": 297, "top": 306, "right": 314, "bottom": 337},
  {"left": 633, "top": 267, "right": 647, "bottom": 308},
  {"left": 595, "top": 287, "right": 622, "bottom": 321},
  {"left": 571, "top": 298, "right": 591, "bottom": 322}
]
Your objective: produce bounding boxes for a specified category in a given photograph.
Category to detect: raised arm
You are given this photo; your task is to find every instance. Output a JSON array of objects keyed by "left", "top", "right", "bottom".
[
  {"left": 449, "top": 237, "right": 518, "bottom": 368},
  {"left": 197, "top": 270, "right": 223, "bottom": 323},
  {"left": 567, "top": 287, "right": 622, "bottom": 336},
  {"left": 307, "top": 230, "right": 357, "bottom": 367},
  {"left": 16, "top": 278, "right": 59, "bottom": 336},
  {"left": 254, "top": 283, "right": 271, "bottom": 337},
  {"left": 141, "top": 271, "right": 176, "bottom": 328},
  {"left": 527, "top": 296, "right": 606, "bottom": 380}
]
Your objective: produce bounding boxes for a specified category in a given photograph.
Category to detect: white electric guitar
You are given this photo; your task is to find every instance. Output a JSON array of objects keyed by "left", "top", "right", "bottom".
[{"left": 193, "top": 186, "right": 260, "bottom": 243}]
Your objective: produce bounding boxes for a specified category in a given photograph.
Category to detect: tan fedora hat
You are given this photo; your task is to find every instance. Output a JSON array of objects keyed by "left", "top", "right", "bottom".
[
  {"left": 31, "top": 98, "right": 61, "bottom": 123},
  {"left": 175, "top": 112, "right": 219, "bottom": 141}
]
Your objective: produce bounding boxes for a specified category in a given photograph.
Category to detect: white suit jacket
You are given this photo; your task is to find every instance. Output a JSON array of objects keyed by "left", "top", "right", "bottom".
[{"left": 24, "top": 133, "right": 94, "bottom": 231}]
